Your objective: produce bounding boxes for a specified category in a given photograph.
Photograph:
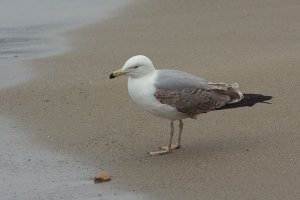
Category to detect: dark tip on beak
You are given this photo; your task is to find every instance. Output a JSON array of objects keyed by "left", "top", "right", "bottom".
[{"left": 109, "top": 73, "right": 115, "bottom": 79}]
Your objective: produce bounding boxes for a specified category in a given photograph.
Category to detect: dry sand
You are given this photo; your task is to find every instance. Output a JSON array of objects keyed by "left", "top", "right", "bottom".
[{"left": 1, "top": 0, "right": 299, "bottom": 199}]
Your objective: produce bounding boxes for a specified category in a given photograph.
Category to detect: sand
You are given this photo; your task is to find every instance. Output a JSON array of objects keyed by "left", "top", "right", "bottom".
[{"left": 1, "top": 0, "right": 299, "bottom": 199}]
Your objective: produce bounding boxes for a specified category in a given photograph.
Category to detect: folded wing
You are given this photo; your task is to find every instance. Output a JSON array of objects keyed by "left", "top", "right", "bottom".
[{"left": 154, "top": 70, "right": 243, "bottom": 118}]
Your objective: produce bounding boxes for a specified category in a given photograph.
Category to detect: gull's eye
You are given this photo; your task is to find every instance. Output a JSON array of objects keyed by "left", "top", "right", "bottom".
[{"left": 133, "top": 65, "right": 139, "bottom": 69}]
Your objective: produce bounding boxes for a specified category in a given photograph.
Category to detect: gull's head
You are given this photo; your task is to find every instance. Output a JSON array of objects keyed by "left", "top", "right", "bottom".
[{"left": 109, "top": 55, "right": 155, "bottom": 79}]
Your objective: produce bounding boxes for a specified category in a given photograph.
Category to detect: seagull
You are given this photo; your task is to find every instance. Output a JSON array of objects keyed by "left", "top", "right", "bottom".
[{"left": 109, "top": 55, "right": 244, "bottom": 155}]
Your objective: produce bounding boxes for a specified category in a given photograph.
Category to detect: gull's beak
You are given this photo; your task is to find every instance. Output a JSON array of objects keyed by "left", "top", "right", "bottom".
[{"left": 109, "top": 69, "right": 126, "bottom": 79}]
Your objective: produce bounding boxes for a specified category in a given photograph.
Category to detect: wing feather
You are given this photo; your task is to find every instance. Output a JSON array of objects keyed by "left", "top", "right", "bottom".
[{"left": 154, "top": 70, "right": 243, "bottom": 118}]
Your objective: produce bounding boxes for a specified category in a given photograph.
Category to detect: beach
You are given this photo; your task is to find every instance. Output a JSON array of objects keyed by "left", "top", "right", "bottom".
[{"left": 1, "top": 0, "right": 299, "bottom": 199}]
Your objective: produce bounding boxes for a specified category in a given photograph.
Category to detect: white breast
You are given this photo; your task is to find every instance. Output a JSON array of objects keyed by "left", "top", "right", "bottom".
[{"left": 127, "top": 72, "right": 187, "bottom": 121}]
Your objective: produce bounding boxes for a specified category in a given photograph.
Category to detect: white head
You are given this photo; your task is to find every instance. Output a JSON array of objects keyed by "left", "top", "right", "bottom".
[{"left": 110, "top": 55, "right": 155, "bottom": 79}]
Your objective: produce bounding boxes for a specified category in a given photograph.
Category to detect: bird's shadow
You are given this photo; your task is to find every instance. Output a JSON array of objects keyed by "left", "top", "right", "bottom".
[{"left": 217, "top": 93, "right": 273, "bottom": 110}]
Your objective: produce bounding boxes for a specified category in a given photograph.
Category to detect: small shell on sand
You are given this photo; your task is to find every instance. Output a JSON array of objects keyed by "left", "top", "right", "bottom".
[{"left": 94, "top": 171, "right": 111, "bottom": 183}]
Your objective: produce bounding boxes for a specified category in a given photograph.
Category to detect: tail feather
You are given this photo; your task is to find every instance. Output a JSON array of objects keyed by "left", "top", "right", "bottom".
[{"left": 217, "top": 93, "right": 273, "bottom": 110}]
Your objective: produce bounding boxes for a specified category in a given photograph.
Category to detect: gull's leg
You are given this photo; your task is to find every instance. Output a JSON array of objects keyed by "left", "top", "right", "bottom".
[
  {"left": 149, "top": 121, "right": 174, "bottom": 156},
  {"left": 177, "top": 120, "right": 183, "bottom": 148},
  {"left": 160, "top": 120, "right": 183, "bottom": 150}
]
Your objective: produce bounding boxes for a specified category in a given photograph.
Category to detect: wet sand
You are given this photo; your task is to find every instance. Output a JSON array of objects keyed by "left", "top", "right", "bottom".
[{"left": 1, "top": 0, "right": 299, "bottom": 199}]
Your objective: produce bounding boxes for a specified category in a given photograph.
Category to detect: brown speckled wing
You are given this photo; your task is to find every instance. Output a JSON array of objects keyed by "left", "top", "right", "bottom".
[
  {"left": 153, "top": 70, "right": 243, "bottom": 118},
  {"left": 154, "top": 88, "right": 225, "bottom": 118}
]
